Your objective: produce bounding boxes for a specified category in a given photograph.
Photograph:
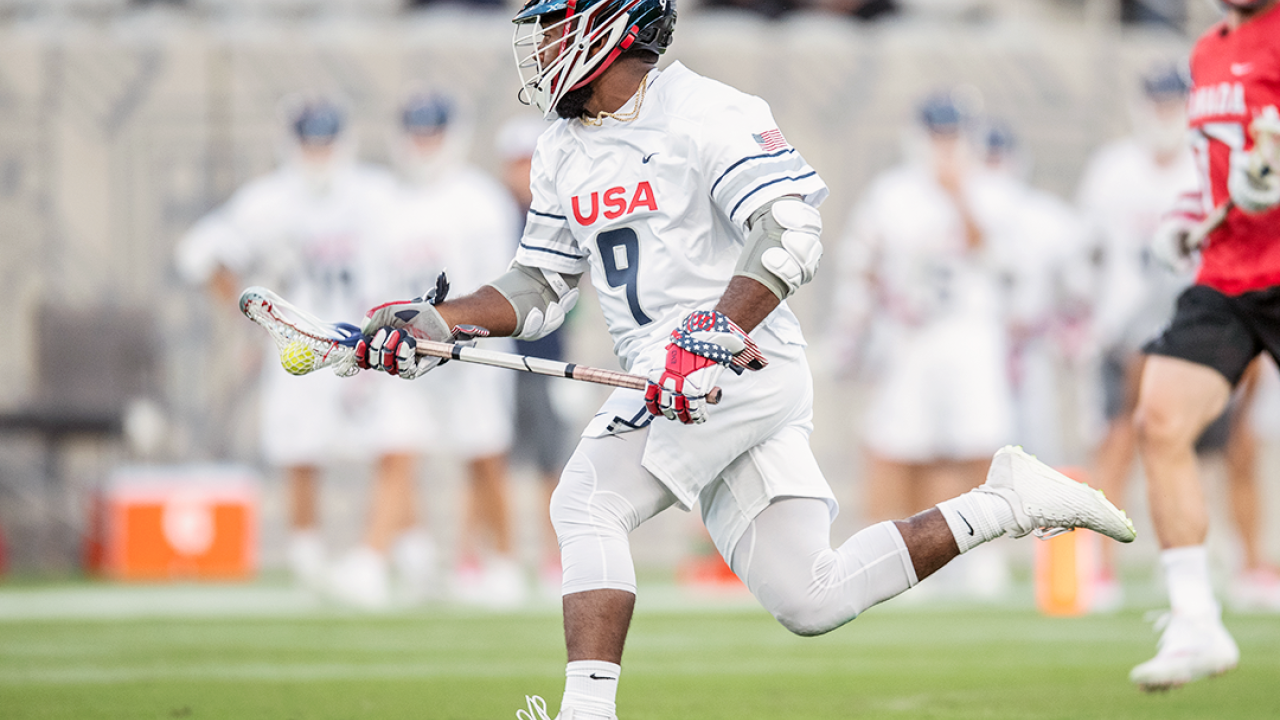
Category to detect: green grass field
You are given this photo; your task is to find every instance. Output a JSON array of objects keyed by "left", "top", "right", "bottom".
[{"left": 1, "top": 586, "right": 1278, "bottom": 720}]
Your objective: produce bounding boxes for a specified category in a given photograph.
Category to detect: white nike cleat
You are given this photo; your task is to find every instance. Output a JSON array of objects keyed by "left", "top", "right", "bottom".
[
  {"left": 978, "top": 446, "right": 1137, "bottom": 543},
  {"left": 1130, "top": 612, "right": 1239, "bottom": 691}
]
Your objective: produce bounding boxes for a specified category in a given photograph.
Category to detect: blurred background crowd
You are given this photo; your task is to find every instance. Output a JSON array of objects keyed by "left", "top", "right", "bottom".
[{"left": 0, "top": 0, "right": 1277, "bottom": 614}]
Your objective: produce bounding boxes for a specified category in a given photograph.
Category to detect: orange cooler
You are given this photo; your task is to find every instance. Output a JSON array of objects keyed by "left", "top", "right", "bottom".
[{"left": 93, "top": 465, "right": 259, "bottom": 581}]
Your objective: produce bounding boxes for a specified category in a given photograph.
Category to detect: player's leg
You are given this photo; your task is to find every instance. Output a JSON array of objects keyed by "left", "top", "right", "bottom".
[
  {"left": 365, "top": 452, "right": 418, "bottom": 552},
  {"left": 549, "top": 430, "right": 678, "bottom": 719},
  {"left": 447, "top": 361, "right": 525, "bottom": 607},
  {"left": 1128, "top": 284, "right": 1266, "bottom": 689},
  {"left": 326, "top": 451, "right": 419, "bottom": 609},
  {"left": 262, "top": 367, "right": 344, "bottom": 588},
  {"left": 715, "top": 433, "right": 1134, "bottom": 636},
  {"left": 284, "top": 463, "right": 326, "bottom": 586},
  {"left": 1131, "top": 355, "right": 1237, "bottom": 688}
]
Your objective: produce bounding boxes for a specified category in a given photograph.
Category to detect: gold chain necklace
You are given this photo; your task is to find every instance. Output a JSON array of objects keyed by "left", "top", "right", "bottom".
[{"left": 581, "top": 76, "right": 648, "bottom": 127}]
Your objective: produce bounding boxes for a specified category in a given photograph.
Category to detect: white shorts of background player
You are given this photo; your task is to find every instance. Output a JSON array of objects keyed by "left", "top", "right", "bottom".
[
  {"left": 259, "top": 350, "right": 377, "bottom": 466},
  {"left": 863, "top": 315, "right": 1015, "bottom": 463},
  {"left": 363, "top": 342, "right": 516, "bottom": 459}
]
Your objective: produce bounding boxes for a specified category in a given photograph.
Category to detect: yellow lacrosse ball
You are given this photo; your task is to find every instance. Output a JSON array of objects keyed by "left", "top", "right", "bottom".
[{"left": 280, "top": 340, "right": 316, "bottom": 376}]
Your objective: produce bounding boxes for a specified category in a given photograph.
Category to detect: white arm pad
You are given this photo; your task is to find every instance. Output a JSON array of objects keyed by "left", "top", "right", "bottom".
[
  {"left": 735, "top": 198, "right": 824, "bottom": 300},
  {"left": 487, "top": 261, "right": 581, "bottom": 341}
]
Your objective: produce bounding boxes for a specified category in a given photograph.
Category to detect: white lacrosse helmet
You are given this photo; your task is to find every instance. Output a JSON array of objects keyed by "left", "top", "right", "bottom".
[{"left": 512, "top": 0, "right": 676, "bottom": 119}]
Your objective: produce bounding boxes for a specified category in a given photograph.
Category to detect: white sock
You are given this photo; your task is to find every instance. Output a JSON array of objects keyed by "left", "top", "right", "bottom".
[
  {"left": 1162, "top": 546, "right": 1219, "bottom": 617},
  {"left": 936, "top": 491, "right": 1017, "bottom": 553},
  {"left": 561, "top": 660, "right": 620, "bottom": 719}
]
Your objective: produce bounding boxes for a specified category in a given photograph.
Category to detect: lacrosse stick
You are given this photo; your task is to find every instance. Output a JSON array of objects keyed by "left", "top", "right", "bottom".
[
  {"left": 1188, "top": 109, "right": 1280, "bottom": 251},
  {"left": 238, "top": 286, "right": 721, "bottom": 402}
]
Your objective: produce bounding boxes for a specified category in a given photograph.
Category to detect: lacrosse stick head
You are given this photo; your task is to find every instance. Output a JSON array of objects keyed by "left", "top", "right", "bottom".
[{"left": 239, "top": 286, "right": 363, "bottom": 377}]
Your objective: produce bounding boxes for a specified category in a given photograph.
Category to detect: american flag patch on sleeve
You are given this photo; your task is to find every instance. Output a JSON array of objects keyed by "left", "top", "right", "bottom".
[{"left": 752, "top": 129, "right": 789, "bottom": 152}]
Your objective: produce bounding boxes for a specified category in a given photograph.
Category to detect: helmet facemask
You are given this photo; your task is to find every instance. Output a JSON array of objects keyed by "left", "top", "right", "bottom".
[{"left": 514, "top": 0, "right": 648, "bottom": 119}]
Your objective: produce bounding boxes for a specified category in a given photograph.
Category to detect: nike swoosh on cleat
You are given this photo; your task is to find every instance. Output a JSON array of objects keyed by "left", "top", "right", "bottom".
[
  {"left": 1231, "top": 63, "right": 1252, "bottom": 76},
  {"left": 957, "top": 512, "right": 975, "bottom": 536}
]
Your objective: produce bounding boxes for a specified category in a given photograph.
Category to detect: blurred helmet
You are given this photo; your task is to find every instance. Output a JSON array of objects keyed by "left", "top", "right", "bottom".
[
  {"left": 512, "top": 0, "right": 677, "bottom": 118},
  {"left": 982, "top": 121, "right": 1016, "bottom": 160},
  {"left": 291, "top": 100, "right": 344, "bottom": 144},
  {"left": 1141, "top": 63, "right": 1191, "bottom": 101},
  {"left": 401, "top": 93, "right": 453, "bottom": 135},
  {"left": 918, "top": 93, "right": 963, "bottom": 135}
]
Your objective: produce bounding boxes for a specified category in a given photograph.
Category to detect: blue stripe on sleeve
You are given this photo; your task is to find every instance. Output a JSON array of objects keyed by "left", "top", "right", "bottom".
[
  {"left": 728, "top": 171, "right": 818, "bottom": 219},
  {"left": 518, "top": 242, "right": 585, "bottom": 260},
  {"left": 710, "top": 148, "right": 797, "bottom": 196}
]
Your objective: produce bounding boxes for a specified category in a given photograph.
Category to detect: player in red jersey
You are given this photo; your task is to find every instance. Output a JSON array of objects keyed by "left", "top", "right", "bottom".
[{"left": 1132, "top": 0, "right": 1280, "bottom": 692}]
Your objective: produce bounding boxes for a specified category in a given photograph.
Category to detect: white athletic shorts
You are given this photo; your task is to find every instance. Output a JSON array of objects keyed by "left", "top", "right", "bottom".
[
  {"left": 863, "top": 316, "right": 1014, "bottom": 463},
  {"left": 258, "top": 354, "right": 374, "bottom": 466},
  {"left": 365, "top": 339, "right": 516, "bottom": 459},
  {"left": 581, "top": 331, "right": 837, "bottom": 561}
]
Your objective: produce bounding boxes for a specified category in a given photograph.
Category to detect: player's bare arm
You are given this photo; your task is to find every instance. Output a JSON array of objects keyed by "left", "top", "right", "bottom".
[{"left": 434, "top": 286, "right": 518, "bottom": 337}]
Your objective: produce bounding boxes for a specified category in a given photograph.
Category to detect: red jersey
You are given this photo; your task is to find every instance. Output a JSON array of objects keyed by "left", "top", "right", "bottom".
[{"left": 1187, "top": 4, "right": 1280, "bottom": 295}]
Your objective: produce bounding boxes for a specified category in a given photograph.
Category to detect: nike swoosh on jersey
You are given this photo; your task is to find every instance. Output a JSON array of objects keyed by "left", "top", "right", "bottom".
[
  {"left": 1231, "top": 63, "right": 1253, "bottom": 76},
  {"left": 642, "top": 152, "right": 658, "bottom": 163}
]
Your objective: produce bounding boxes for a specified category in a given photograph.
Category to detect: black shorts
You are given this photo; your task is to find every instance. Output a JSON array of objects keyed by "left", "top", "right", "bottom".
[{"left": 1143, "top": 284, "right": 1280, "bottom": 387}]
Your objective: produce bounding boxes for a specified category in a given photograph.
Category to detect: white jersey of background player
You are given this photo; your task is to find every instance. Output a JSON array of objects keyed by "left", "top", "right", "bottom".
[
  {"left": 356, "top": 2, "right": 1137, "bottom": 718},
  {"left": 976, "top": 122, "right": 1089, "bottom": 467},
  {"left": 1077, "top": 65, "right": 1199, "bottom": 363},
  {"left": 836, "top": 95, "right": 1015, "bottom": 469},
  {"left": 365, "top": 93, "right": 527, "bottom": 608},
  {"left": 175, "top": 98, "right": 398, "bottom": 588}
]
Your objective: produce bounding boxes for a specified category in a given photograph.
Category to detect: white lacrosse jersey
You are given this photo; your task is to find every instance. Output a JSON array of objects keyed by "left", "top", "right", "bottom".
[
  {"left": 514, "top": 61, "right": 828, "bottom": 374},
  {"left": 176, "top": 161, "right": 400, "bottom": 464},
  {"left": 177, "top": 161, "right": 399, "bottom": 324},
  {"left": 362, "top": 163, "right": 521, "bottom": 457},
  {"left": 839, "top": 164, "right": 1008, "bottom": 330},
  {"left": 1076, "top": 137, "right": 1199, "bottom": 351},
  {"left": 376, "top": 165, "right": 520, "bottom": 304}
]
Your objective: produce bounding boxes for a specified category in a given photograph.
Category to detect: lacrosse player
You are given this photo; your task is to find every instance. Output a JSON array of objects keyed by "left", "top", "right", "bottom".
[
  {"left": 496, "top": 114, "right": 576, "bottom": 596},
  {"left": 831, "top": 95, "right": 1022, "bottom": 600},
  {"left": 355, "top": 93, "right": 528, "bottom": 608},
  {"left": 1075, "top": 64, "right": 1206, "bottom": 613},
  {"left": 175, "top": 98, "right": 400, "bottom": 595},
  {"left": 358, "top": 2, "right": 1135, "bottom": 717},
  {"left": 1129, "top": 0, "right": 1280, "bottom": 691}
]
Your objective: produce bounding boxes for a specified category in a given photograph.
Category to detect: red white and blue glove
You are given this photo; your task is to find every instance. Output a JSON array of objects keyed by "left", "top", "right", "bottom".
[
  {"left": 357, "top": 271, "right": 489, "bottom": 379},
  {"left": 644, "top": 310, "right": 767, "bottom": 424}
]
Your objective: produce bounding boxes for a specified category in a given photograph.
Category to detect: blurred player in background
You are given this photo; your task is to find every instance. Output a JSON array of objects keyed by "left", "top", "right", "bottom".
[
  {"left": 978, "top": 121, "right": 1088, "bottom": 469},
  {"left": 1077, "top": 63, "right": 1280, "bottom": 615},
  {"left": 832, "top": 94, "right": 1018, "bottom": 599},
  {"left": 174, "top": 97, "right": 399, "bottom": 593},
  {"left": 356, "top": 4, "right": 1136, "bottom": 718},
  {"left": 1075, "top": 64, "right": 1200, "bottom": 611},
  {"left": 363, "top": 93, "right": 528, "bottom": 609},
  {"left": 1130, "top": 0, "right": 1280, "bottom": 691},
  {"left": 496, "top": 114, "right": 575, "bottom": 596}
]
